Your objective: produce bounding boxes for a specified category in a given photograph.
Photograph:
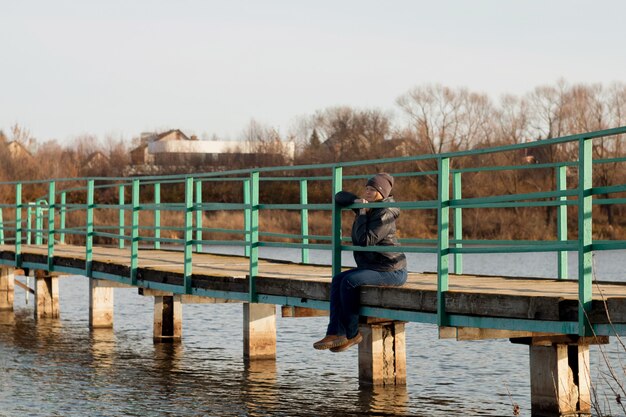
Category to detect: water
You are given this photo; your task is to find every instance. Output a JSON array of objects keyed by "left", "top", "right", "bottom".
[{"left": 1, "top": 250, "right": 626, "bottom": 416}]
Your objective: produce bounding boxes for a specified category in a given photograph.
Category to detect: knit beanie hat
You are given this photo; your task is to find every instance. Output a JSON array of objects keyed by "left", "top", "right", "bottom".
[{"left": 366, "top": 173, "right": 394, "bottom": 199}]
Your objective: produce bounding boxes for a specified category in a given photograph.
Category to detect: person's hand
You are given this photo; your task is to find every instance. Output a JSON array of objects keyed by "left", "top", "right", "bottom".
[{"left": 354, "top": 198, "right": 368, "bottom": 214}]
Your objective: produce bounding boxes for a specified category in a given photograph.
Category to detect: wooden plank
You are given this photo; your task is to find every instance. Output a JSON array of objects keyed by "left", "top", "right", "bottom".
[
  {"left": 439, "top": 326, "right": 556, "bottom": 341},
  {"left": 281, "top": 306, "right": 328, "bottom": 317},
  {"left": 454, "top": 327, "right": 553, "bottom": 341},
  {"left": 438, "top": 326, "right": 457, "bottom": 339},
  {"left": 510, "top": 335, "right": 610, "bottom": 346},
  {"left": 139, "top": 288, "right": 240, "bottom": 304},
  {"left": 5, "top": 244, "right": 626, "bottom": 329},
  {"left": 181, "top": 295, "right": 242, "bottom": 304}
]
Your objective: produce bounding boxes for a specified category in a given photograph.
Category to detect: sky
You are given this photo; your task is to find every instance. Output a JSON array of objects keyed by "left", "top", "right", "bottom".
[{"left": 2, "top": 0, "right": 626, "bottom": 144}]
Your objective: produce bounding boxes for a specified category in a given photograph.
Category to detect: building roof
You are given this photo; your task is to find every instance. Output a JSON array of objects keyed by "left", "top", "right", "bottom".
[
  {"left": 152, "top": 129, "right": 191, "bottom": 142},
  {"left": 6, "top": 141, "right": 33, "bottom": 159}
]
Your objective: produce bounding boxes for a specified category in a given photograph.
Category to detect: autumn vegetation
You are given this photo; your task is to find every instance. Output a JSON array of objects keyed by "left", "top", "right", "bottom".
[{"left": 2, "top": 80, "right": 626, "bottom": 244}]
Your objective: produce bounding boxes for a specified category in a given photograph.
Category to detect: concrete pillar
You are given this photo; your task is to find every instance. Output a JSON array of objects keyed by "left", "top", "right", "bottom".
[
  {"left": 153, "top": 295, "right": 182, "bottom": 343},
  {"left": 529, "top": 343, "right": 591, "bottom": 416},
  {"left": 34, "top": 270, "right": 59, "bottom": 319},
  {"left": 358, "top": 321, "right": 406, "bottom": 386},
  {"left": 0, "top": 268, "right": 15, "bottom": 311},
  {"left": 89, "top": 278, "right": 114, "bottom": 329},
  {"left": 243, "top": 303, "right": 276, "bottom": 360}
]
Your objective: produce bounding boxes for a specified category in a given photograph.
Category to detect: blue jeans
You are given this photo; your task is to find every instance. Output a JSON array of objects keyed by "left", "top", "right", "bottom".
[{"left": 326, "top": 267, "right": 407, "bottom": 339}]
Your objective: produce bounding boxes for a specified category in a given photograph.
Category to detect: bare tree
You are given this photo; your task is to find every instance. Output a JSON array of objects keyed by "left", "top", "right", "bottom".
[
  {"left": 396, "top": 84, "right": 495, "bottom": 154},
  {"left": 10, "top": 123, "right": 37, "bottom": 152},
  {"left": 496, "top": 94, "right": 531, "bottom": 145},
  {"left": 237, "top": 119, "right": 290, "bottom": 167},
  {"left": 298, "top": 106, "right": 392, "bottom": 162}
]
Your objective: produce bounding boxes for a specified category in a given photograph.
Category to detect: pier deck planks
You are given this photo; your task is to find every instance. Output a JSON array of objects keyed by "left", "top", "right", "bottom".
[{"left": 3, "top": 244, "right": 626, "bottom": 326}]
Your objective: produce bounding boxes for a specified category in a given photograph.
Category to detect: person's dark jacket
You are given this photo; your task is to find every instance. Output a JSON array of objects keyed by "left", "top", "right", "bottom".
[{"left": 350, "top": 196, "right": 407, "bottom": 272}]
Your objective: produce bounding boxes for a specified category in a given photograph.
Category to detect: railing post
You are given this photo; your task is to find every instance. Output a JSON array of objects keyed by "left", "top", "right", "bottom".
[
  {"left": 243, "top": 179, "right": 251, "bottom": 257},
  {"left": 331, "top": 167, "right": 343, "bottom": 278},
  {"left": 47, "top": 181, "right": 55, "bottom": 272},
  {"left": 118, "top": 184, "right": 125, "bottom": 249},
  {"left": 86, "top": 179, "right": 94, "bottom": 278},
  {"left": 59, "top": 192, "right": 66, "bottom": 244},
  {"left": 557, "top": 165, "right": 568, "bottom": 279},
  {"left": 130, "top": 179, "right": 140, "bottom": 286},
  {"left": 300, "top": 179, "right": 309, "bottom": 264},
  {"left": 0, "top": 208, "right": 4, "bottom": 245},
  {"left": 26, "top": 205, "right": 32, "bottom": 245},
  {"left": 195, "top": 180, "right": 203, "bottom": 253},
  {"left": 453, "top": 171, "right": 462, "bottom": 274},
  {"left": 184, "top": 177, "right": 194, "bottom": 294},
  {"left": 15, "top": 183, "right": 22, "bottom": 267},
  {"left": 578, "top": 138, "right": 593, "bottom": 336},
  {"left": 35, "top": 203, "right": 43, "bottom": 245},
  {"left": 248, "top": 172, "right": 259, "bottom": 302},
  {"left": 437, "top": 157, "right": 450, "bottom": 327},
  {"left": 154, "top": 183, "right": 160, "bottom": 250}
]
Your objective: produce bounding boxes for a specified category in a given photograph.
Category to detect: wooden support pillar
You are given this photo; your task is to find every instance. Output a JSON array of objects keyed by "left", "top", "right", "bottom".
[
  {"left": 153, "top": 295, "right": 182, "bottom": 343},
  {"left": 89, "top": 278, "right": 114, "bottom": 329},
  {"left": 0, "top": 268, "right": 15, "bottom": 311},
  {"left": 243, "top": 303, "right": 276, "bottom": 360},
  {"left": 529, "top": 343, "right": 591, "bottom": 416},
  {"left": 358, "top": 320, "right": 406, "bottom": 386},
  {"left": 510, "top": 335, "right": 606, "bottom": 417},
  {"left": 34, "top": 270, "right": 59, "bottom": 319}
]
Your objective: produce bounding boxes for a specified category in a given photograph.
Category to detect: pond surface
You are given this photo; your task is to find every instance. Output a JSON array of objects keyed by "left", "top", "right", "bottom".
[{"left": 1, "top": 249, "right": 625, "bottom": 416}]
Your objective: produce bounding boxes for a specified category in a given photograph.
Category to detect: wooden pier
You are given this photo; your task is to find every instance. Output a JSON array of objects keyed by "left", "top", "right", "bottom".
[
  {"left": 2, "top": 244, "right": 626, "bottom": 416},
  {"left": 4, "top": 126, "right": 626, "bottom": 416}
]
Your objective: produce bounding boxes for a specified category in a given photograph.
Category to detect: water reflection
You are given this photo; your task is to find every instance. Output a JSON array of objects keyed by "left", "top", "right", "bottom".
[
  {"left": 90, "top": 328, "right": 116, "bottom": 368},
  {"left": 0, "top": 310, "right": 14, "bottom": 325},
  {"left": 152, "top": 341, "right": 183, "bottom": 377},
  {"left": 34, "top": 316, "right": 63, "bottom": 355},
  {"left": 358, "top": 384, "right": 410, "bottom": 416},
  {"left": 11, "top": 249, "right": 623, "bottom": 416},
  {"left": 243, "top": 359, "right": 278, "bottom": 416}
]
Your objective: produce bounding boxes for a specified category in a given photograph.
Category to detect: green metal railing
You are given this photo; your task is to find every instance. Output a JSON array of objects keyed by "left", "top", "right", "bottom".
[{"left": 2, "top": 126, "right": 626, "bottom": 336}]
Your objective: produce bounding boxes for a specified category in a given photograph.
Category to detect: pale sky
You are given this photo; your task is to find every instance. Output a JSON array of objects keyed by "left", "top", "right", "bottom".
[{"left": 1, "top": 0, "right": 625, "bottom": 144}]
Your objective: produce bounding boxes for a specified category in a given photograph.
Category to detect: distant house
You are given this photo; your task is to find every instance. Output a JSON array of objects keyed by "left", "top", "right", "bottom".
[
  {"left": 130, "top": 143, "right": 151, "bottom": 165},
  {"left": 130, "top": 130, "right": 190, "bottom": 165},
  {"left": 127, "top": 129, "right": 294, "bottom": 174},
  {"left": 83, "top": 151, "right": 110, "bottom": 170},
  {"left": 6, "top": 141, "right": 34, "bottom": 161}
]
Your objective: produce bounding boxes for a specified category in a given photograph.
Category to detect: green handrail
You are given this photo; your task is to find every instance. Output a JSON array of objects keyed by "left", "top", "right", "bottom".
[
  {"left": 331, "top": 166, "right": 343, "bottom": 278},
  {"left": 47, "top": 182, "right": 55, "bottom": 272},
  {"left": 130, "top": 179, "right": 139, "bottom": 286},
  {"left": 0, "top": 126, "right": 625, "bottom": 336},
  {"left": 86, "top": 179, "right": 94, "bottom": 278},
  {"left": 248, "top": 172, "right": 259, "bottom": 302},
  {"left": 195, "top": 180, "right": 202, "bottom": 253},
  {"left": 578, "top": 137, "right": 593, "bottom": 336},
  {"left": 154, "top": 183, "right": 161, "bottom": 250},
  {"left": 556, "top": 165, "right": 568, "bottom": 279},
  {"left": 184, "top": 177, "right": 194, "bottom": 294},
  {"left": 0, "top": 208, "right": 4, "bottom": 244},
  {"left": 437, "top": 157, "right": 450, "bottom": 327},
  {"left": 453, "top": 171, "right": 462, "bottom": 275},
  {"left": 119, "top": 184, "right": 125, "bottom": 249},
  {"left": 300, "top": 179, "right": 309, "bottom": 264},
  {"left": 60, "top": 192, "right": 66, "bottom": 244}
]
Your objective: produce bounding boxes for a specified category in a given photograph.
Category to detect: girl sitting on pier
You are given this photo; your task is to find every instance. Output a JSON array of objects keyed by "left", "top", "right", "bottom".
[{"left": 314, "top": 173, "right": 407, "bottom": 352}]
